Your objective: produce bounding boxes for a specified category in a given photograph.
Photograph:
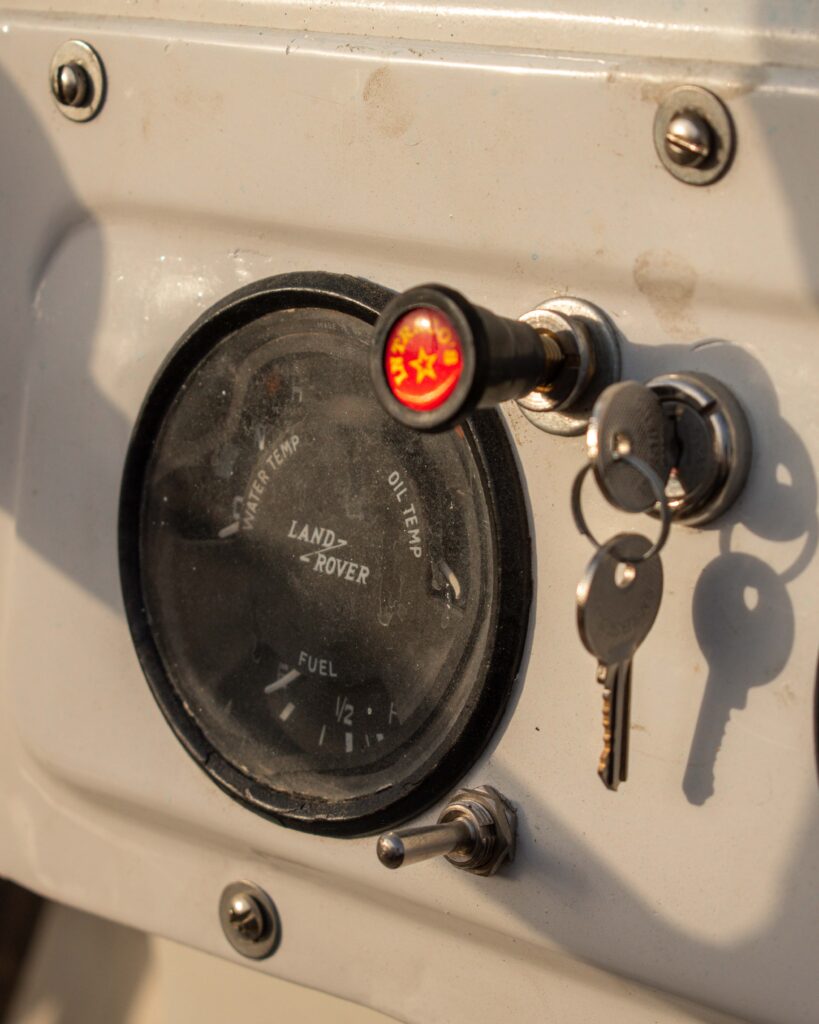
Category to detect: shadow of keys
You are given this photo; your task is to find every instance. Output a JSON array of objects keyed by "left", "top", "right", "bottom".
[{"left": 683, "top": 552, "right": 795, "bottom": 805}]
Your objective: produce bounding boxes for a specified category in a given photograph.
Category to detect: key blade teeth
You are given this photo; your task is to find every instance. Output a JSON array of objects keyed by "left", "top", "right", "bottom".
[{"left": 598, "top": 689, "right": 616, "bottom": 789}]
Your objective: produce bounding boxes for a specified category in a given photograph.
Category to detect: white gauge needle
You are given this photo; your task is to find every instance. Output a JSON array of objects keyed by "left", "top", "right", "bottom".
[
  {"left": 264, "top": 669, "right": 301, "bottom": 694},
  {"left": 440, "top": 560, "right": 462, "bottom": 601}
]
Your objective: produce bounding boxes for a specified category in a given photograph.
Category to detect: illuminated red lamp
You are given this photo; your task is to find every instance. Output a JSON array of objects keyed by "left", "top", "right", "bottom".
[{"left": 382, "top": 307, "right": 465, "bottom": 412}]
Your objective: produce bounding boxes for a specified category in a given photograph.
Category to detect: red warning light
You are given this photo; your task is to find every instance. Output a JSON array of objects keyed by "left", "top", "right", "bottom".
[{"left": 383, "top": 307, "right": 464, "bottom": 412}]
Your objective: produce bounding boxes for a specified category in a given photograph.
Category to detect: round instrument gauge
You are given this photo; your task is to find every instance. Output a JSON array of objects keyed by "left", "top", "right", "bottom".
[{"left": 119, "top": 272, "right": 531, "bottom": 836}]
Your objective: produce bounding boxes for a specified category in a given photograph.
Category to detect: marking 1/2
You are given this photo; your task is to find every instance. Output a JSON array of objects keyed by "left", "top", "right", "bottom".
[{"left": 335, "top": 696, "right": 353, "bottom": 726}]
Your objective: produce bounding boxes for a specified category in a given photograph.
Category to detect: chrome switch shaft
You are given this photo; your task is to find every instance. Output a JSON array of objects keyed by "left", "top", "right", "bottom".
[
  {"left": 377, "top": 819, "right": 475, "bottom": 870},
  {"left": 375, "top": 785, "right": 516, "bottom": 876}
]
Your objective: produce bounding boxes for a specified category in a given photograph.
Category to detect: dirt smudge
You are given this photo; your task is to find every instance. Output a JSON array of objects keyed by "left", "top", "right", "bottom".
[
  {"left": 363, "top": 65, "right": 413, "bottom": 140},
  {"left": 634, "top": 249, "right": 698, "bottom": 337}
]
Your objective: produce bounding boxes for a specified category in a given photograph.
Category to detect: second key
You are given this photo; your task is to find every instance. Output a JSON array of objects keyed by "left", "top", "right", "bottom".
[{"left": 576, "top": 532, "right": 664, "bottom": 790}]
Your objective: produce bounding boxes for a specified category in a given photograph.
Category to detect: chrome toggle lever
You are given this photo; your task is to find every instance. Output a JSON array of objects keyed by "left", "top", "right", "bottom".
[
  {"left": 376, "top": 785, "right": 516, "bottom": 876},
  {"left": 377, "top": 819, "right": 476, "bottom": 869}
]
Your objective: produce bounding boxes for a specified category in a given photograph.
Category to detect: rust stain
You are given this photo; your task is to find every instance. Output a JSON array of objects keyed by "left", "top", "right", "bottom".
[
  {"left": 633, "top": 249, "right": 698, "bottom": 337},
  {"left": 640, "top": 70, "right": 765, "bottom": 105},
  {"left": 363, "top": 65, "right": 413, "bottom": 140}
]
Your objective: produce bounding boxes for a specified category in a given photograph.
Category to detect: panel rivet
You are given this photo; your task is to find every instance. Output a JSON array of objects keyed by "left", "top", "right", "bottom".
[{"left": 218, "top": 881, "right": 281, "bottom": 959}]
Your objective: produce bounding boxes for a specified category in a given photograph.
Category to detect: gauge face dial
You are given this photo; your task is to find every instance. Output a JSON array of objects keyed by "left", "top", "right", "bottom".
[{"left": 120, "top": 273, "right": 530, "bottom": 836}]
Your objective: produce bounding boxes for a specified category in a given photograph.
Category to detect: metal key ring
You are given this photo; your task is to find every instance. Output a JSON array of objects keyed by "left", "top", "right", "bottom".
[{"left": 571, "top": 453, "right": 671, "bottom": 563}]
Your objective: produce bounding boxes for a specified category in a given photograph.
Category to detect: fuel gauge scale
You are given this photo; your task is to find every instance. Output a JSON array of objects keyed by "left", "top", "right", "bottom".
[{"left": 119, "top": 272, "right": 531, "bottom": 836}]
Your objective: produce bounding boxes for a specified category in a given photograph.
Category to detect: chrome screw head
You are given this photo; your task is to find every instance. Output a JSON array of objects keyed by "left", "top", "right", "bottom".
[
  {"left": 664, "top": 111, "right": 712, "bottom": 167},
  {"left": 654, "top": 86, "right": 735, "bottom": 186},
  {"left": 54, "top": 62, "right": 89, "bottom": 107},
  {"left": 227, "top": 893, "right": 265, "bottom": 941},
  {"left": 49, "top": 40, "right": 106, "bottom": 122},
  {"left": 218, "top": 881, "right": 281, "bottom": 959}
]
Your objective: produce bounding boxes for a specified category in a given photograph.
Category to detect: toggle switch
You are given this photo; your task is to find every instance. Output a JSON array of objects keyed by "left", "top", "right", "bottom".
[{"left": 376, "top": 785, "right": 516, "bottom": 876}]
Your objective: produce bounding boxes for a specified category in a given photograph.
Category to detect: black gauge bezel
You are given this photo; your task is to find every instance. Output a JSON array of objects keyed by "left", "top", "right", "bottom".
[{"left": 119, "top": 271, "right": 531, "bottom": 837}]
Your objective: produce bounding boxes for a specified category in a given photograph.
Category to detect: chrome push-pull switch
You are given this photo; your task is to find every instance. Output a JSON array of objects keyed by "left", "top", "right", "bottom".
[
  {"left": 376, "top": 785, "right": 516, "bottom": 876},
  {"left": 370, "top": 284, "right": 620, "bottom": 434}
]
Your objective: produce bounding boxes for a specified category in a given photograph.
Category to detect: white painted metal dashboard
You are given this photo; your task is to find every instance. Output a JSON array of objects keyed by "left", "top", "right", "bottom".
[{"left": 0, "top": 3, "right": 817, "bottom": 1022}]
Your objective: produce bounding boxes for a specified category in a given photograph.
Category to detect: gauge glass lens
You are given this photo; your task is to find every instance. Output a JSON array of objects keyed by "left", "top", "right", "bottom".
[{"left": 141, "top": 307, "right": 495, "bottom": 801}]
